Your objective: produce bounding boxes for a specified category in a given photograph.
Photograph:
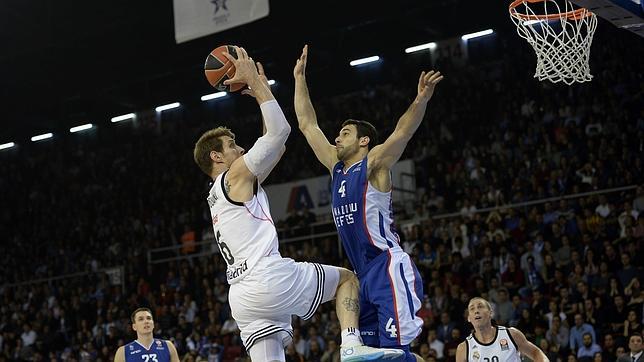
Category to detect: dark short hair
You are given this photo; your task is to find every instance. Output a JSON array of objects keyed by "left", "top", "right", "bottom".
[
  {"left": 341, "top": 119, "right": 378, "bottom": 147},
  {"left": 131, "top": 307, "right": 153, "bottom": 324},
  {"left": 630, "top": 334, "right": 643, "bottom": 342}
]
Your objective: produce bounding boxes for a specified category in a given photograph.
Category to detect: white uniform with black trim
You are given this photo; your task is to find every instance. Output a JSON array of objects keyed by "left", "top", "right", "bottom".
[
  {"left": 465, "top": 326, "right": 521, "bottom": 362},
  {"left": 207, "top": 171, "right": 340, "bottom": 352}
]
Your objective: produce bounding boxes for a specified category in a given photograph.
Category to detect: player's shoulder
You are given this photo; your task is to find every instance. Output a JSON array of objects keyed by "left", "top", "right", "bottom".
[
  {"left": 114, "top": 345, "right": 126, "bottom": 362},
  {"left": 456, "top": 341, "right": 468, "bottom": 357}
]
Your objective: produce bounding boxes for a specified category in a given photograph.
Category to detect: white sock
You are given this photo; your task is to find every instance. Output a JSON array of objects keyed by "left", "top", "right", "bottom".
[{"left": 341, "top": 327, "right": 363, "bottom": 347}]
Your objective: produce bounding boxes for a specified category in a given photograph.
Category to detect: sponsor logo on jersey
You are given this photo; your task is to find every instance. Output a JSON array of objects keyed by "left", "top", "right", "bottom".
[
  {"left": 500, "top": 338, "right": 509, "bottom": 351},
  {"left": 212, "top": 215, "right": 219, "bottom": 225},
  {"left": 129, "top": 345, "right": 134, "bottom": 351},
  {"left": 226, "top": 260, "right": 248, "bottom": 280},
  {"left": 156, "top": 340, "right": 164, "bottom": 349},
  {"left": 207, "top": 194, "right": 218, "bottom": 207},
  {"left": 332, "top": 202, "right": 358, "bottom": 227},
  {"left": 353, "top": 167, "right": 361, "bottom": 172},
  {"left": 472, "top": 351, "right": 480, "bottom": 360}
]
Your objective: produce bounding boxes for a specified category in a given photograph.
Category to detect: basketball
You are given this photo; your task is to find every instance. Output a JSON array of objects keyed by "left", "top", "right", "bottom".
[{"left": 204, "top": 45, "right": 244, "bottom": 92}]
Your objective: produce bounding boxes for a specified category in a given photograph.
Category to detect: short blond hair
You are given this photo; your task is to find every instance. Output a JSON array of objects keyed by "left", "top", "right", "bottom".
[
  {"left": 468, "top": 297, "right": 494, "bottom": 316},
  {"left": 193, "top": 127, "right": 235, "bottom": 176}
]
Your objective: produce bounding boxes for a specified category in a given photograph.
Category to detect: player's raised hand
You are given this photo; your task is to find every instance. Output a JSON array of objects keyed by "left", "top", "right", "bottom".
[
  {"left": 223, "top": 46, "right": 259, "bottom": 87},
  {"left": 241, "top": 62, "right": 270, "bottom": 98},
  {"left": 417, "top": 70, "right": 443, "bottom": 102},
  {"left": 293, "top": 44, "right": 308, "bottom": 80}
]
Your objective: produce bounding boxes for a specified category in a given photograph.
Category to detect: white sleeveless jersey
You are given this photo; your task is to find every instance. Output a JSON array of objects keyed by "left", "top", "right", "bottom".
[
  {"left": 466, "top": 326, "right": 521, "bottom": 362},
  {"left": 207, "top": 171, "right": 280, "bottom": 284}
]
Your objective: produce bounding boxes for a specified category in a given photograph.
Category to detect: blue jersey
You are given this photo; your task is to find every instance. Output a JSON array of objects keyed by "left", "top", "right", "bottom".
[
  {"left": 124, "top": 339, "right": 171, "bottom": 362},
  {"left": 331, "top": 157, "right": 401, "bottom": 274}
]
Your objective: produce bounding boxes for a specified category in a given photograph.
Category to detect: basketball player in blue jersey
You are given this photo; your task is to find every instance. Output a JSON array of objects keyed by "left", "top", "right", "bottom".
[
  {"left": 456, "top": 297, "right": 549, "bottom": 362},
  {"left": 293, "top": 44, "right": 443, "bottom": 361},
  {"left": 114, "top": 308, "right": 180, "bottom": 362},
  {"left": 193, "top": 46, "right": 403, "bottom": 362}
]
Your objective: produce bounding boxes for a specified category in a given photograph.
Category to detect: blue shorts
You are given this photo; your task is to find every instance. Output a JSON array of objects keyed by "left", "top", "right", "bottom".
[{"left": 358, "top": 249, "right": 424, "bottom": 361}]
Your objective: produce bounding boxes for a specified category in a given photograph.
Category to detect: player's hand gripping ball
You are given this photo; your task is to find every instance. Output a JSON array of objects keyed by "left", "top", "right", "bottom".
[{"left": 204, "top": 45, "right": 244, "bottom": 92}]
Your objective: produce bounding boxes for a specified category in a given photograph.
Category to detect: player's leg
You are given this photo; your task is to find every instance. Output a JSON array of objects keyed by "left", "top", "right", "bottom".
[
  {"left": 333, "top": 267, "right": 406, "bottom": 361},
  {"left": 247, "top": 331, "right": 291, "bottom": 362},
  {"left": 357, "top": 299, "right": 379, "bottom": 347},
  {"left": 366, "top": 252, "right": 424, "bottom": 362},
  {"left": 286, "top": 261, "right": 404, "bottom": 361}
]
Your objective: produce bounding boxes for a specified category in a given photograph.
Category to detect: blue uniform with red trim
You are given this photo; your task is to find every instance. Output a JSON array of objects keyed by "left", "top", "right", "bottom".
[
  {"left": 124, "top": 339, "right": 171, "bottom": 362},
  {"left": 331, "top": 157, "right": 423, "bottom": 361}
]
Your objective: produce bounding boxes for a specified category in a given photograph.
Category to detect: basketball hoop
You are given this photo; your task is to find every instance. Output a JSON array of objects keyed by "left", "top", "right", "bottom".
[{"left": 509, "top": 0, "right": 598, "bottom": 85}]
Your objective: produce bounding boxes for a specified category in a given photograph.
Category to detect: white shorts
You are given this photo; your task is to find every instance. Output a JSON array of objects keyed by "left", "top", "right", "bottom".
[{"left": 228, "top": 255, "right": 340, "bottom": 352}]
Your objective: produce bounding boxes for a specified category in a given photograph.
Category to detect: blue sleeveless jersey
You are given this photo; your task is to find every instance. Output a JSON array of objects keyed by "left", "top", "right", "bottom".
[
  {"left": 124, "top": 339, "right": 171, "bottom": 362},
  {"left": 331, "top": 157, "right": 401, "bottom": 274}
]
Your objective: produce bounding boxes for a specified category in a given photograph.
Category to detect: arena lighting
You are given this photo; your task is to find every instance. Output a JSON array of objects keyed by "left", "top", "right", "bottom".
[
  {"left": 0, "top": 142, "right": 15, "bottom": 150},
  {"left": 69, "top": 123, "right": 94, "bottom": 133},
  {"left": 110, "top": 113, "right": 135, "bottom": 123},
  {"left": 349, "top": 56, "right": 380, "bottom": 66},
  {"left": 31, "top": 133, "right": 53, "bottom": 142},
  {"left": 267, "top": 79, "right": 276, "bottom": 85},
  {"left": 461, "top": 29, "right": 494, "bottom": 40},
  {"left": 201, "top": 92, "right": 227, "bottom": 101},
  {"left": 155, "top": 102, "right": 180, "bottom": 112},
  {"left": 523, "top": 19, "right": 544, "bottom": 26},
  {"left": 405, "top": 42, "right": 438, "bottom": 53}
]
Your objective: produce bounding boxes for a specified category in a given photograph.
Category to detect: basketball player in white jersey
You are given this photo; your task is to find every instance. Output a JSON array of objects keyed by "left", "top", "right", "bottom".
[
  {"left": 456, "top": 298, "right": 549, "bottom": 362},
  {"left": 193, "top": 46, "right": 403, "bottom": 362}
]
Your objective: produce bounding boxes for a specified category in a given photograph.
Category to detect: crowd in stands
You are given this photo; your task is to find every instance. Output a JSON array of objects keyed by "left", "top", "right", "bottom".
[{"left": 0, "top": 24, "right": 642, "bottom": 362}]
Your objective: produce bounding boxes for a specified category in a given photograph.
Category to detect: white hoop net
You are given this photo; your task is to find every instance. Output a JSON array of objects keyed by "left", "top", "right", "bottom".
[{"left": 509, "top": 0, "right": 598, "bottom": 85}]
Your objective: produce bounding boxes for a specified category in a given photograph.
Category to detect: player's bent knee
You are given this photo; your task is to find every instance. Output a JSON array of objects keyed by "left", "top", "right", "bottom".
[{"left": 337, "top": 267, "right": 358, "bottom": 285}]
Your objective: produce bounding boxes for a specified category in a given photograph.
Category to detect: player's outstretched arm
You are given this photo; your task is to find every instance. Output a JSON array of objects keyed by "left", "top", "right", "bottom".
[
  {"left": 223, "top": 46, "right": 291, "bottom": 200},
  {"left": 368, "top": 70, "right": 443, "bottom": 171},
  {"left": 293, "top": 44, "right": 338, "bottom": 171},
  {"left": 455, "top": 342, "right": 468, "bottom": 362},
  {"left": 509, "top": 327, "right": 550, "bottom": 362},
  {"left": 113, "top": 346, "right": 125, "bottom": 362},
  {"left": 167, "top": 340, "right": 181, "bottom": 362},
  {"left": 243, "top": 61, "right": 287, "bottom": 184}
]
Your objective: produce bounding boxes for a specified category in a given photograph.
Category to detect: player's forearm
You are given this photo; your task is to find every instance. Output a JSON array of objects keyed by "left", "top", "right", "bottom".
[
  {"left": 260, "top": 100, "right": 291, "bottom": 139},
  {"left": 394, "top": 98, "right": 429, "bottom": 140},
  {"left": 248, "top": 77, "right": 274, "bottom": 104},
  {"left": 294, "top": 78, "right": 319, "bottom": 131},
  {"left": 243, "top": 101, "right": 291, "bottom": 177}
]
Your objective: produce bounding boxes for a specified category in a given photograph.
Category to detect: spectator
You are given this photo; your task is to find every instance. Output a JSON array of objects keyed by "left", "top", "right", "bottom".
[
  {"left": 426, "top": 329, "right": 444, "bottom": 361},
  {"left": 616, "top": 334, "right": 643, "bottom": 362},
  {"left": 577, "top": 332, "right": 602, "bottom": 360},
  {"left": 570, "top": 313, "right": 597, "bottom": 352}
]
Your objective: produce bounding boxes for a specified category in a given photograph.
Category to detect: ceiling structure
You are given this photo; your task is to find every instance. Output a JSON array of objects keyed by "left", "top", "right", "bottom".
[{"left": 0, "top": 0, "right": 636, "bottom": 139}]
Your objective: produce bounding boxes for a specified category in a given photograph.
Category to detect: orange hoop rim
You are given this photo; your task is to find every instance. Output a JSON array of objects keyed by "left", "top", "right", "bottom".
[{"left": 509, "top": 0, "right": 594, "bottom": 21}]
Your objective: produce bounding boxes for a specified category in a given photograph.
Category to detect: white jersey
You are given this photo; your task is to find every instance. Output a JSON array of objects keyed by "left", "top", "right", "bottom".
[
  {"left": 466, "top": 326, "right": 521, "bottom": 362},
  {"left": 207, "top": 171, "right": 279, "bottom": 284}
]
